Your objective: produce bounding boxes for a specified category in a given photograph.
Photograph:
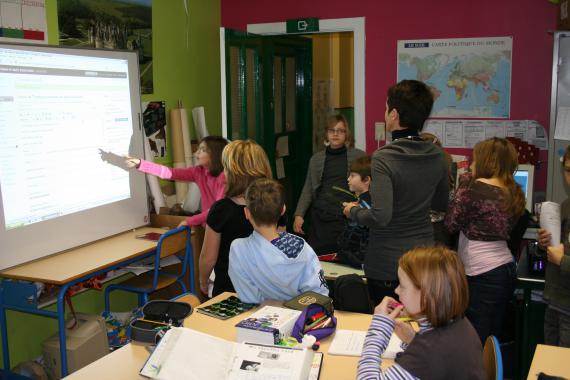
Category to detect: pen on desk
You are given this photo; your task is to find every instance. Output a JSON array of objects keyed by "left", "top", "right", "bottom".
[{"left": 139, "top": 318, "right": 168, "bottom": 325}]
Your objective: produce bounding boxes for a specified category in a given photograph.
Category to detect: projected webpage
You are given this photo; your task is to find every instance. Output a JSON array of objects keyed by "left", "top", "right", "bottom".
[{"left": 0, "top": 47, "right": 133, "bottom": 230}]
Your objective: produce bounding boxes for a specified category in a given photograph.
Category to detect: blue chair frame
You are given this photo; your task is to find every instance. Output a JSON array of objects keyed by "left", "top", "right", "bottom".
[
  {"left": 483, "top": 335, "right": 503, "bottom": 380},
  {"left": 104, "top": 226, "right": 195, "bottom": 313}
]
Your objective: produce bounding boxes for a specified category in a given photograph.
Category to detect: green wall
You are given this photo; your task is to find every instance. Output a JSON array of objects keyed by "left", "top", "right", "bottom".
[
  {"left": 1, "top": 0, "right": 221, "bottom": 370},
  {"left": 149, "top": 0, "right": 222, "bottom": 165}
]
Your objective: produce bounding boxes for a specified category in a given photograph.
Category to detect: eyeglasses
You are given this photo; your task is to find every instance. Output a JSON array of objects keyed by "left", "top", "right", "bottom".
[{"left": 327, "top": 128, "right": 347, "bottom": 135}]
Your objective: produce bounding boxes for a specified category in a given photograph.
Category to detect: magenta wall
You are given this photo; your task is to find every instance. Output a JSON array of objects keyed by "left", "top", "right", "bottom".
[{"left": 221, "top": 0, "right": 558, "bottom": 190}]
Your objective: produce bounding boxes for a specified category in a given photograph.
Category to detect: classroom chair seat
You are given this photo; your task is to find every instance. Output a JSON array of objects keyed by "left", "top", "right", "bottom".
[
  {"left": 172, "top": 292, "right": 201, "bottom": 308},
  {"left": 104, "top": 226, "right": 195, "bottom": 314},
  {"left": 483, "top": 335, "right": 503, "bottom": 380}
]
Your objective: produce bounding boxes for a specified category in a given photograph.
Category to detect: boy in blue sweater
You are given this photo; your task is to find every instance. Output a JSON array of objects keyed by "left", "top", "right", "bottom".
[
  {"left": 337, "top": 156, "right": 372, "bottom": 268},
  {"left": 228, "top": 178, "right": 328, "bottom": 304}
]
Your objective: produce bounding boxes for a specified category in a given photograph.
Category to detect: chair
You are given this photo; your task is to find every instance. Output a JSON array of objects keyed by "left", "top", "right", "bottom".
[
  {"left": 483, "top": 335, "right": 503, "bottom": 380},
  {"left": 104, "top": 226, "right": 194, "bottom": 313},
  {"left": 171, "top": 292, "right": 201, "bottom": 309}
]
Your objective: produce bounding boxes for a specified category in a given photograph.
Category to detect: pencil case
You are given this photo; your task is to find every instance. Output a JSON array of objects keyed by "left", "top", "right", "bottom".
[
  {"left": 130, "top": 300, "right": 193, "bottom": 344},
  {"left": 291, "top": 303, "right": 337, "bottom": 342}
]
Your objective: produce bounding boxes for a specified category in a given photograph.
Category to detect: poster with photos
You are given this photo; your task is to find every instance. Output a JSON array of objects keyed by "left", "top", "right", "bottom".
[{"left": 143, "top": 101, "right": 167, "bottom": 158}]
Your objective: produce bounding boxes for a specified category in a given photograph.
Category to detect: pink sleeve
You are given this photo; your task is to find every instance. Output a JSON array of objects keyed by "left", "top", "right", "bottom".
[
  {"left": 186, "top": 173, "right": 226, "bottom": 227},
  {"left": 213, "top": 172, "right": 227, "bottom": 200},
  {"left": 186, "top": 211, "right": 208, "bottom": 227},
  {"left": 138, "top": 160, "right": 199, "bottom": 182}
]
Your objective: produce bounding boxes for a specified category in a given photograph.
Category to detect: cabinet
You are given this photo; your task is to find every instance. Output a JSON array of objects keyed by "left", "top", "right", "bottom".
[{"left": 547, "top": 32, "right": 570, "bottom": 203}]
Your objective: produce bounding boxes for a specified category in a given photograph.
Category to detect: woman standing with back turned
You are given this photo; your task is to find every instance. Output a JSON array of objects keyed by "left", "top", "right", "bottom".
[
  {"left": 344, "top": 80, "right": 449, "bottom": 305},
  {"left": 445, "top": 137, "right": 526, "bottom": 343}
]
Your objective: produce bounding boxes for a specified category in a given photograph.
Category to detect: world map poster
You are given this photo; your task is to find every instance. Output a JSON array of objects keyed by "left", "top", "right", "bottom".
[{"left": 397, "top": 37, "right": 512, "bottom": 118}]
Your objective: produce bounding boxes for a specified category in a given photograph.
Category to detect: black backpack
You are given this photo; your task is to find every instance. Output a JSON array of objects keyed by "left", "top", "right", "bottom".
[{"left": 333, "top": 274, "right": 372, "bottom": 314}]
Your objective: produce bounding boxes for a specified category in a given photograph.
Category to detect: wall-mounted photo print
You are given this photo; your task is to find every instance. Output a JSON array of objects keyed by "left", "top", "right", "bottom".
[{"left": 57, "top": 0, "right": 153, "bottom": 94}]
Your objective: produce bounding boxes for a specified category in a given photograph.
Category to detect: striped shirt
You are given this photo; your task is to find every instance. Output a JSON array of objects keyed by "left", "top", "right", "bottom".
[{"left": 357, "top": 315, "right": 431, "bottom": 380}]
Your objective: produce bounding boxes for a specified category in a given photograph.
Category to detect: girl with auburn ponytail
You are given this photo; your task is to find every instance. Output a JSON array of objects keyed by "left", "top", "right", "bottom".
[{"left": 445, "top": 137, "right": 526, "bottom": 343}]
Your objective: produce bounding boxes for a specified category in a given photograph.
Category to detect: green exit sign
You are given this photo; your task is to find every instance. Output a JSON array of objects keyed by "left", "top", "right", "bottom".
[{"left": 286, "top": 18, "right": 319, "bottom": 33}]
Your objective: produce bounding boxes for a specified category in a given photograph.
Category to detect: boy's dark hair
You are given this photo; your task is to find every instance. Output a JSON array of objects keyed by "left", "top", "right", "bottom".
[
  {"left": 245, "top": 178, "right": 284, "bottom": 226},
  {"left": 350, "top": 156, "right": 371, "bottom": 180},
  {"left": 201, "top": 136, "right": 228, "bottom": 177},
  {"left": 387, "top": 80, "right": 434, "bottom": 131}
]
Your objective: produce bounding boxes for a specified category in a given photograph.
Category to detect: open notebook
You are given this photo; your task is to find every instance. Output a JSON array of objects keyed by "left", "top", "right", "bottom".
[
  {"left": 328, "top": 329, "right": 403, "bottom": 359},
  {"left": 140, "top": 327, "right": 318, "bottom": 380}
]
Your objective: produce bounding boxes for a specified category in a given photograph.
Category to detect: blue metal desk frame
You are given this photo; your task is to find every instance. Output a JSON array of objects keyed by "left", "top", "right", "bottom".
[{"left": 0, "top": 231, "right": 160, "bottom": 377}]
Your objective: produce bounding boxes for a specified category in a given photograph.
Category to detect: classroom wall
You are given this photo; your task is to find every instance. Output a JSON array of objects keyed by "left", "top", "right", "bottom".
[
  {"left": 221, "top": 0, "right": 558, "bottom": 190},
  {"left": 144, "top": 0, "right": 222, "bottom": 166},
  {"left": 0, "top": 0, "right": 221, "bottom": 369},
  {"left": 312, "top": 33, "right": 354, "bottom": 109}
]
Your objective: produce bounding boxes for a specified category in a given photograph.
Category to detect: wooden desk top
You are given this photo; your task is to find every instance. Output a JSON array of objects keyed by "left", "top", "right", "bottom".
[
  {"left": 527, "top": 344, "right": 570, "bottom": 379},
  {"left": 320, "top": 261, "right": 365, "bottom": 280},
  {"left": 65, "top": 292, "right": 387, "bottom": 380},
  {"left": 0, "top": 227, "right": 164, "bottom": 285}
]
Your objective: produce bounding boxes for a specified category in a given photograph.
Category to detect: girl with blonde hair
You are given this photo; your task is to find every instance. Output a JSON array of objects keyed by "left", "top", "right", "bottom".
[
  {"left": 445, "top": 137, "right": 526, "bottom": 343},
  {"left": 199, "top": 140, "right": 272, "bottom": 296}
]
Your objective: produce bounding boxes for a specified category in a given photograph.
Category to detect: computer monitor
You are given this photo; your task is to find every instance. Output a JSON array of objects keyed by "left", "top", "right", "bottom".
[{"left": 513, "top": 164, "right": 535, "bottom": 212}]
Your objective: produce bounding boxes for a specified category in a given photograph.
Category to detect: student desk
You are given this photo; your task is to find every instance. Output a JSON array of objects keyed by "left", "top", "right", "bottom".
[
  {"left": 64, "top": 292, "right": 390, "bottom": 380},
  {"left": 320, "top": 261, "right": 365, "bottom": 281},
  {"left": 527, "top": 344, "right": 570, "bottom": 379},
  {"left": 0, "top": 227, "right": 167, "bottom": 377}
]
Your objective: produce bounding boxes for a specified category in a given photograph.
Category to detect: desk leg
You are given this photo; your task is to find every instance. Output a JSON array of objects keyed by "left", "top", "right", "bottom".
[
  {"left": 521, "top": 288, "right": 531, "bottom": 380},
  {"left": 57, "top": 284, "right": 71, "bottom": 378},
  {"left": 0, "top": 290, "right": 9, "bottom": 371}
]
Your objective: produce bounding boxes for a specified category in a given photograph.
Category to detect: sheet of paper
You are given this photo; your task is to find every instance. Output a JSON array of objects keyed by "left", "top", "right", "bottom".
[
  {"left": 327, "top": 329, "right": 366, "bottom": 356},
  {"left": 555, "top": 106, "right": 570, "bottom": 141},
  {"left": 463, "top": 122, "right": 486, "bottom": 148},
  {"left": 540, "top": 202, "right": 561, "bottom": 246},
  {"left": 423, "top": 120, "right": 444, "bottom": 142},
  {"left": 505, "top": 120, "right": 527, "bottom": 140},
  {"left": 275, "top": 136, "right": 289, "bottom": 157},
  {"left": 276, "top": 158, "right": 285, "bottom": 179},
  {"left": 484, "top": 121, "right": 506, "bottom": 139},
  {"left": 227, "top": 343, "right": 312, "bottom": 380},
  {"left": 527, "top": 120, "right": 548, "bottom": 149},
  {"left": 380, "top": 333, "right": 404, "bottom": 359},
  {"left": 444, "top": 121, "right": 464, "bottom": 147}
]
